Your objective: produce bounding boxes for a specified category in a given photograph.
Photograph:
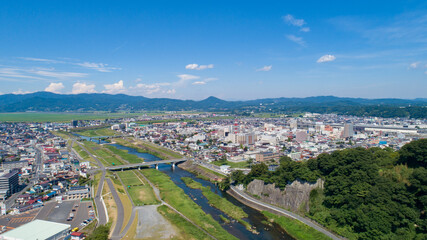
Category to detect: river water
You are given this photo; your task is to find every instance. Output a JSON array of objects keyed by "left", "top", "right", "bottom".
[
  {"left": 77, "top": 135, "right": 293, "bottom": 239},
  {"left": 111, "top": 143, "right": 293, "bottom": 240}
]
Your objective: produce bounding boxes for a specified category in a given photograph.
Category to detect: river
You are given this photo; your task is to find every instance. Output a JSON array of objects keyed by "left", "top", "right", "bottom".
[
  {"left": 111, "top": 143, "right": 293, "bottom": 240},
  {"left": 77, "top": 135, "right": 293, "bottom": 239}
]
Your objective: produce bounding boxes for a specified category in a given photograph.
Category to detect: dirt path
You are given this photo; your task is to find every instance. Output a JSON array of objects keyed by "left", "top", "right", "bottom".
[{"left": 136, "top": 205, "right": 177, "bottom": 239}]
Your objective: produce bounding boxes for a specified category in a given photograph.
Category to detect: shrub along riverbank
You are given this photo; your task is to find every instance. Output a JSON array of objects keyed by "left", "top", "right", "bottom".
[
  {"left": 140, "top": 169, "right": 238, "bottom": 240},
  {"left": 181, "top": 177, "right": 252, "bottom": 231}
]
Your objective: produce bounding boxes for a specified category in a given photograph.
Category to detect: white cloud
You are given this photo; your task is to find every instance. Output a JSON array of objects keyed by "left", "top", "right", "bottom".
[
  {"left": 32, "top": 70, "right": 87, "bottom": 78},
  {"left": 192, "top": 77, "right": 218, "bottom": 85},
  {"left": 19, "top": 57, "right": 64, "bottom": 64},
  {"left": 409, "top": 62, "right": 420, "bottom": 69},
  {"left": 283, "top": 14, "right": 306, "bottom": 27},
  {"left": 317, "top": 54, "right": 336, "bottom": 63},
  {"left": 286, "top": 35, "right": 306, "bottom": 46},
  {"left": 103, "top": 80, "right": 125, "bottom": 94},
  {"left": 256, "top": 65, "right": 272, "bottom": 72},
  {"left": 176, "top": 74, "right": 200, "bottom": 85},
  {"left": 72, "top": 82, "right": 97, "bottom": 94},
  {"left": 300, "top": 27, "right": 310, "bottom": 32},
  {"left": 166, "top": 89, "right": 176, "bottom": 94},
  {"left": 185, "top": 63, "right": 214, "bottom": 70},
  {"left": 177, "top": 74, "right": 199, "bottom": 81},
  {"left": 0, "top": 68, "right": 45, "bottom": 80},
  {"left": 45, "top": 82, "right": 65, "bottom": 93},
  {"left": 131, "top": 82, "right": 171, "bottom": 95},
  {"left": 192, "top": 81, "right": 207, "bottom": 85},
  {"left": 12, "top": 89, "right": 32, "bottom": 94},
  {"left": 76, "top": 62, "right": 121, "bottom": 72}
]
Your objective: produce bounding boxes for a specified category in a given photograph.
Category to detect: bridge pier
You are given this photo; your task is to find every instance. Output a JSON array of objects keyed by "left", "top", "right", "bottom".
[
  {"left": 138, "top": 167, "right": 141, "bottom": 170},
  {"left": 155, "top": 164, "right": 158, "bottom": 170},
  {"left": 172, "top": 163, "right": 175, "bottom": 170}
]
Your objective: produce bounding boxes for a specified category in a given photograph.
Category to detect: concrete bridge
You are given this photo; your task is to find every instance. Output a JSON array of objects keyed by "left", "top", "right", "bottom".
[
  {"left": 87, "top": 135, "right": 128, "bottom": 139},
  {"left": 105, "top": 158, "right": 187, "bottom": 171}
]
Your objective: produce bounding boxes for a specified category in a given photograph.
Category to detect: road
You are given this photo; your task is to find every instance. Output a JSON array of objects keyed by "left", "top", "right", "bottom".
[
  {"left": 230, "top": 185, "right": 342, "bottom": 240},
  {"left": 194, "top": 160, "right": 230, "bottom": 176},
  {"left": 106, "top": 179, "right": 124, "bottom": 240},
  {"left": 74, "top": 140, "right": 108, "bottom": 226}
]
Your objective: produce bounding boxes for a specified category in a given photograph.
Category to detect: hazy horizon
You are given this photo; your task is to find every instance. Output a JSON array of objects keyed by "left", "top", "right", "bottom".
[{"left": 1, "top": 1, "right": 427, "bottom": 99}]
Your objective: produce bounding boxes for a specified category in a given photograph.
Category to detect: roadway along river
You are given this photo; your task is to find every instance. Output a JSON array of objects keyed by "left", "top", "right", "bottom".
[{"left": 111, "top": 143, "right": 294, "bottom": 240}]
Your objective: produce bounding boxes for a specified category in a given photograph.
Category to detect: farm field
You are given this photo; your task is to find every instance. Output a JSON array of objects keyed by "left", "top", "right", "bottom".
[{"left": 0, "top": 112, "right": 141, "bottom": 122}]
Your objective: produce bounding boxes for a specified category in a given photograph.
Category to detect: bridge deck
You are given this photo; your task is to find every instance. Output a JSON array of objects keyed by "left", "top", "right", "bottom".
[{"left": 105, "top": 158, "right": 187, "bottom": 170}]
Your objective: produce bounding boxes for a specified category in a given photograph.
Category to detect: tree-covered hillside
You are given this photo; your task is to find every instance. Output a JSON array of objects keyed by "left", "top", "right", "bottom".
[
  {"left": 233, "top": 139, "right": 427, "bottom": 239},
  {"left": 0, "top": 92, "right": 426, "bottom": 118}
]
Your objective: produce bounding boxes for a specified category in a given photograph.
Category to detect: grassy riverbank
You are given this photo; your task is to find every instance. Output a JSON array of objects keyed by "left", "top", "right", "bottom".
[
  {"left": 116, "top": 171, "right": 159, "bottom": 206},
  {"left": 141, "top": 169, "right": 237, "bottom": 240},
  {"left": 181, "top": 177, "right": 251, "bottom": 231},
  {"left": 75, "top": 127, "right": 118, "bottom": 137},
  {"left": 262, "top": 211, "right": 332, "bottom": 240},
  {"left": 157, "top": 205, "right": 212, "bottom": 240},
  {"left": 114, "top": 137, "right": 182, "bottom": 160},
  {"left": 81, "top": 141, "right": 124, "bottom": 166},
  {"left": 72, "top": 143, "right": 98, "bottom": 165},
  {"left": 104, "top": 145, "right": 144, "bottom": 164}
]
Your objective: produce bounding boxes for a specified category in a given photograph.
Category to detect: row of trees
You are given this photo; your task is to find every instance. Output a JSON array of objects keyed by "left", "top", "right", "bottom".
[{"left": 232, "top": 139, "right": 427, "bottom": 239}]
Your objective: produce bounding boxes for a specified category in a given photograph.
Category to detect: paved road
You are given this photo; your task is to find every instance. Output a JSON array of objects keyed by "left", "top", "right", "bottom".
[
  {"left": 74, "top": 140, "right": 108, "bottom": 226},
  {"left": 230, "top": 185, "right": 342, "bottom": 240},
  {"left": 106, "top": 179, "right": 124, "bottom": 240},
  {"left": 194, "top": 160, "right": 230, "bottom": 176}
]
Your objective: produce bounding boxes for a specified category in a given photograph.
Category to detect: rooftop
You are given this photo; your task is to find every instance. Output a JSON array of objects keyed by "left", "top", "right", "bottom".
[{"left": 0, "top": 219, "right": 70, "bottom": 240}]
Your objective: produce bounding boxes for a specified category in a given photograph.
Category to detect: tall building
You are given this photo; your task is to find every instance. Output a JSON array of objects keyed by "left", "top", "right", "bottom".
[
  {"left": 289, "top": 119, "right": 298, "bottom": 129},
  {"left": 343, "top": 123, "right": 354, "bottom": 138},
  {"left": 295, "top": 130, "right": 308, "bottom": 143},
  {"left": 0, "top": 170, "right": 19, "bottom": 199},
  {"left": 230, "top": 133, "right": 256, "bottom": 145},
  {"left": 71, "top": 120, "right": 78, "bottom": 127}
]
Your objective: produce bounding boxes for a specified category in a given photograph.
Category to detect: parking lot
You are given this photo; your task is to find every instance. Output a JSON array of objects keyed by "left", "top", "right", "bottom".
[
  {"left": 35, "top": 199, "right": 94, "bottom": 229},
  {"left": 0, "top": 208, "right": 40, "bottom": 230}
]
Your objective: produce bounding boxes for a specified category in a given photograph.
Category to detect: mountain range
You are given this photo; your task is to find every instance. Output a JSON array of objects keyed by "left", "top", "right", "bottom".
[{"left": 0, "top": 92, "right": 426, "bottom": 118}]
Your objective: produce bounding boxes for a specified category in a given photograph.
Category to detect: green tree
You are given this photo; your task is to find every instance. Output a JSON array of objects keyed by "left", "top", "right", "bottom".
[{"left": 399, "top": 139, "right": 427, "bottom": 168}]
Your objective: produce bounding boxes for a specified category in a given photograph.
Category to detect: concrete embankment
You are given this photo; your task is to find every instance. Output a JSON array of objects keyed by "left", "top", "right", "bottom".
[{"left": 228, "top": 186, "right": 342, "bottom": 240}]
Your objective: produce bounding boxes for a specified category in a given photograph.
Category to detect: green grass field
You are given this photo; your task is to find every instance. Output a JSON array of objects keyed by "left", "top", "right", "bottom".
[
  {"left": 104, "top": 145, "right": 144, "bottom": 164},
  {"left": 141, "top": 169, "right": 237, "bottom": 240},
  {"left": 73, "top": 143, "right": 98, "bottom": 165},
  {"left": 181, "top": 177, "right": 250, "bottom": 230},
  {"left": 212, "top": 160, "right": 250, "bottom": 168},
  {"left": 81, "top": 141, "right": 124, "bottom": 166},
  {"left": 114, "top": 138, "right": 182, "bottom": 160},
  {"left": 76, "top": 128, "right": 119, "bottom": 137},
  {"left": 116, "top": 171, "right": 159, "bottom": 206},
  {"left": 52, "top": 130, "right": 74, "bottom": 140},
  {"left": 0, "top": 112, "right": 143, "bottom": 122},
  {"left": 262, "top": 211, "right": 332, "bottom": 240},
  {"left": 157, "top": 205, "right": 212, "bottom": 240}
]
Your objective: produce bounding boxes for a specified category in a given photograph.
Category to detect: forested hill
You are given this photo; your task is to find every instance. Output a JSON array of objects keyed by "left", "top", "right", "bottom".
[
  {"left": 233, "top": 139, "right": 427, "bottom": 240},
  {"left": 0, "top": 92, "right": 426, "bottom": 118}
]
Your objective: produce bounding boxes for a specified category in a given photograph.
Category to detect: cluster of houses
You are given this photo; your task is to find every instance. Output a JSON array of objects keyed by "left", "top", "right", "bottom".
[{"left": 110, "top": 113, "right": 426, "bottom": 169}]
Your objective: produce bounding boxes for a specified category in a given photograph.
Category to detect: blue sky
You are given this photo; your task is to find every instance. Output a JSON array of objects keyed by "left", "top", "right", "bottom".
[{"left": 1, "top": 0, "right": 427, "bottom": 100}]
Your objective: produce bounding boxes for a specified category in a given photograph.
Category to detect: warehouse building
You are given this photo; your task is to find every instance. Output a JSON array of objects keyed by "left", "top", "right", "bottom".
[{"left": 0, "top": 219, "right": 71, "bottom": 240}]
